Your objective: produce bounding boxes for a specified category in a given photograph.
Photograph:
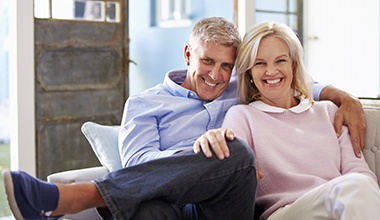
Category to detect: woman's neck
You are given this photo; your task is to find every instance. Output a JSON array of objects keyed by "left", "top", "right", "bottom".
[{"left": 260, "top": 96, "right": 299, "bottom": 109}]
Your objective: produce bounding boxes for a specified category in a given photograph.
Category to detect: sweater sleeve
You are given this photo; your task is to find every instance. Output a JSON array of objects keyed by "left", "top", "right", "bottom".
[
  {"left": 323, "top": 102, "right": 377, "bottom": 180},
  {"left": 339, "top": 125, "right": 378, "bottom": 181},
  {"left": 222, "top": 106, "right": 254, "bottom": 148}
]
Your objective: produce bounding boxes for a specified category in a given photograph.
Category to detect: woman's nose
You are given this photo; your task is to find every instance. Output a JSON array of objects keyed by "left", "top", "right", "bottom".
[{"left": 265, "top": 66, "right": 278, "bottom": 76}]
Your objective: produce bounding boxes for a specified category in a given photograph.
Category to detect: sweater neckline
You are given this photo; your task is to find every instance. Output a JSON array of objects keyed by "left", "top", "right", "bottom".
[{"left": 249, "top": 98, "right": 312, "bottom": 113}]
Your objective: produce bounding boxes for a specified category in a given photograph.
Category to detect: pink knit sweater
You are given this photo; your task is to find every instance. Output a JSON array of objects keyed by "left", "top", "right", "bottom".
[{"left": 222, "top": 100, "right": 376, "bottom": 220}]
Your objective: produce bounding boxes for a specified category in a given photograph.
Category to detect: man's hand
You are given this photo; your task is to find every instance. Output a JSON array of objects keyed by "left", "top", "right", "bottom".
[
  {"left": 320, "top": 86, "right": 366, "bottom": 157},
  {"left": 333, "top": 95, "right": 366, "bottom": 157},
  {"left": 193, "top": 128, "right": 235, "bottom": 160}
]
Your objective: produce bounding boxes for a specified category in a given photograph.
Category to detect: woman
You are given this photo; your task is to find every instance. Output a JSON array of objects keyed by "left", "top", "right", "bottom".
[{"left": 222, "top": 21, "right": 380, "bottom": 219}]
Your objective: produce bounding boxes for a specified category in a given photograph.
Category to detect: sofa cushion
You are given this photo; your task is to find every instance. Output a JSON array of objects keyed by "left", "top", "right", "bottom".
[
  {"left": 81, "top": 121, "right": 122, "bottom": 172},
  {"left": 362, "top": 108, "right": 380, "bottom": 186}
]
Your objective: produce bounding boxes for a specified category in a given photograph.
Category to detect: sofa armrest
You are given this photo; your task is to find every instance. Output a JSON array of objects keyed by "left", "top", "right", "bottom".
[
  {"left": 363, "top": 108, "right": 380, "bottom": 186},
  {"left": 46, "top": 167, "right": 109, "bottom": 220},
  {"left": 47, "top": 166, "right": 109, "bottom": 184}
]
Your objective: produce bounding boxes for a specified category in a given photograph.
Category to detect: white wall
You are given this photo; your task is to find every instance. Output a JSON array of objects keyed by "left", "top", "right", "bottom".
[
  {"left": 304, "top": 0, "right": 379, "bottom": 98},
  {"left": 129, "top": 0, "right": 235, "bottom": 95}
]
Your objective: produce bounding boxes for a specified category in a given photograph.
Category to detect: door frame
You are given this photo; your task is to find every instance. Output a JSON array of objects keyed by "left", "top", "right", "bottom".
[
  {"left": 235, "top": 0, "right": 255, "bottom": 36},
  {"left": 9, "top": 0, "right": 36, "bottom": 175}
]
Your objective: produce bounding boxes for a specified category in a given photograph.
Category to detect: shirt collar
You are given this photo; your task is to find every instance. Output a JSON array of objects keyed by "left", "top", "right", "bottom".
[
  {"left": 249, "top": 98, "right": 312, "bottom": 113},
  {"left": 163, "top": 69, "right": 238, "bottom": 101},
  {"left": 164, "top": 70, "right": 198, "bottom": 98}
]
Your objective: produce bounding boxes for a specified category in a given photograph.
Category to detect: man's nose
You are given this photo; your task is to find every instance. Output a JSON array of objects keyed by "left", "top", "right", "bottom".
[{"left": 209, "top": 66, "right": 221, "bottom": 81}]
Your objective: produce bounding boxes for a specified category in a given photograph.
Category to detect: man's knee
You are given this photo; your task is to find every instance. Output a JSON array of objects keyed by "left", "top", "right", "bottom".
[
  {"left": 227, "top": 138, "right": 256, "bottom": 165},
  {"left": 132, "top": 200, "right": 182, "bottom": 220}
]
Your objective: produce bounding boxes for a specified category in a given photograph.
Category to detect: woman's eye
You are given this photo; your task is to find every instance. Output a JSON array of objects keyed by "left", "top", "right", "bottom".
[{"left": 255, "top": 62, "right": 265, "bottom": 66}]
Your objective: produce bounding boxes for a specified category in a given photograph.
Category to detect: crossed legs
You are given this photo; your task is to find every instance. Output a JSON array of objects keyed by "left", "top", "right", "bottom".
[{"left": 3, "top": 138, "right": 257, "bottom": 220}]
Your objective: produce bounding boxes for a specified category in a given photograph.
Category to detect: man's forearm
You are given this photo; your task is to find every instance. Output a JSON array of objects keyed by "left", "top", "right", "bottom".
[{"left": 319, "top": 85, "right": 359, "bottom": 107}]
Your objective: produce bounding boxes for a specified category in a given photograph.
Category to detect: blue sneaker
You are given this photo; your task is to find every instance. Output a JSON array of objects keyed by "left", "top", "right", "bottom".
[{"left": 2, "top": 170, "right": 62, "bottom": 220}]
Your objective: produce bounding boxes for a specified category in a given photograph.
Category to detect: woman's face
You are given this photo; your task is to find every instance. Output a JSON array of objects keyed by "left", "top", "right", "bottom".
[{"left": 250, "top": 36, "right": 294, "bottom": 107}]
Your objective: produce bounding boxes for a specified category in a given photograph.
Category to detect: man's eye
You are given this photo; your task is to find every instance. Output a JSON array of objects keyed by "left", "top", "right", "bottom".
[
  {"left": 202, "top": 59, "right": 213, "bottom": 64},
  {"left": 222, "top": 63, "right": 234, "bottom": 70}
]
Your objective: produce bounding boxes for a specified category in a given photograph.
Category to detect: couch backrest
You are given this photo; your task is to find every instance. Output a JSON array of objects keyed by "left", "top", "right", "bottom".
[{"left": 363, "top": 108, "right": 380, "bottom": 186}]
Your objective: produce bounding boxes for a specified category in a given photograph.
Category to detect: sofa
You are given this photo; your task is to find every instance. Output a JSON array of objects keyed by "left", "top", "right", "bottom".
[{"left": 47, "top": 100, "right": 380, "bottom": 220}]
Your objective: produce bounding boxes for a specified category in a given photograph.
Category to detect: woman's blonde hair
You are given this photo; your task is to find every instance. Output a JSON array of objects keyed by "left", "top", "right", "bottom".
[{"left": 236, "top": 21, "right": 313, "bottom": 104}]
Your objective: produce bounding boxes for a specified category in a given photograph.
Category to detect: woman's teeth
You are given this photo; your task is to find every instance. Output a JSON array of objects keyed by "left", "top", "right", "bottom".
[{"left": 266, "top": 79, "right": 281, "bottom": 84}]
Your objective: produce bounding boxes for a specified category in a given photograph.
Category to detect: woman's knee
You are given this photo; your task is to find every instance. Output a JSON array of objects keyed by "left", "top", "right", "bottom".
[
  {"left": 342, "top": 173, "right": 376, "bottom": 189},
  {"left": 333, "top": 173, "right": 379, "bottom": 199}
]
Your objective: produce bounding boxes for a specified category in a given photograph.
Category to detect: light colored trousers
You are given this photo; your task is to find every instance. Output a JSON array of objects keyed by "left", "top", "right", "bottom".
[{"left": 268, "top": 173, "right": 380, "bottom": 220}]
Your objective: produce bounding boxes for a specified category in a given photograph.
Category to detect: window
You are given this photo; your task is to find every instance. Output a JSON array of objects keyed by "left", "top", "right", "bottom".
[
  {"left": 154, "top": 0, "right": 191, "bottom": 28},
  {"left": 34, "top": 0, "right": 121, "bottom": 22},
  {"left": 304, "top": 0, "right": 379, "bottom": 98},
  {"left": 236, "top": 0, "right": 380, "bottom": 98},
  {"left": 255, "top": 0, "right": 303, "bottom": 42},
  {"left": 0, "top": 0, "right": 11, "bottom": 217}
]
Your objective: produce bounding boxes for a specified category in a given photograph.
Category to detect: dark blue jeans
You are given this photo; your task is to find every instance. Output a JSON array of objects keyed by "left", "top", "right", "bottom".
[{"left": 95, "top": 138, "right": 257, "bottom": 220}]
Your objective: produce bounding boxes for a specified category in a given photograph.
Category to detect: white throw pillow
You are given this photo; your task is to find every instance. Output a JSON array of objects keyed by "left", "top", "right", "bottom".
[{"left": 81, "top": 121, "right": 122, "bottom": 172}]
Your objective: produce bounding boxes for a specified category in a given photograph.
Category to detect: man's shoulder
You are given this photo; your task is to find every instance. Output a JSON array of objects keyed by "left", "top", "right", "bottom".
[
  {"left": 139, "top": 84, "right": 166, "bottom": 95},
  {"left": 127, "top": 84, "right": 171, "bottom": 105}
]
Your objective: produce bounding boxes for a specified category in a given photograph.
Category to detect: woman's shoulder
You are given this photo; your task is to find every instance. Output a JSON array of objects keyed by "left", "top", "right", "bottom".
[
  {"left": 313, "top": 100, "right": 338, "bottom": 109},
  {"left": 312, "top": 100, "right": 339, "bottom": 115}
]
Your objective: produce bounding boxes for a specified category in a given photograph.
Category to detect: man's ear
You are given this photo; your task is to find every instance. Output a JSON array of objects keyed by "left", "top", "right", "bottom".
[{"left": 184, "top": 44, "right": 191, "bottom": 66}]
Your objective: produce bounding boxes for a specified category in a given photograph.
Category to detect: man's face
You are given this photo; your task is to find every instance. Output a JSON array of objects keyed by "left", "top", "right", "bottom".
[{"left": 181, "top": 41, "right": 236, "bottom": 101}]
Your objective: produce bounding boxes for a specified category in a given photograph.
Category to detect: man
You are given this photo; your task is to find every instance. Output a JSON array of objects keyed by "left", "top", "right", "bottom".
[{"left": 2, "top": 17, "right": 365, "bottom": 220}]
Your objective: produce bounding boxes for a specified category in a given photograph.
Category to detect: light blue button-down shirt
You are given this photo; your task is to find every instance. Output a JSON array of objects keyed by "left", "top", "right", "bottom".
[{"left": 119, "top": 69, "right": 325, "bottom": 167}]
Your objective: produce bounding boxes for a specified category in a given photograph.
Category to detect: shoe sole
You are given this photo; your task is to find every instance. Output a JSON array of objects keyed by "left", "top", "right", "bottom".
[{"left": 2, "top": 170, "right": 25, "bottom": 220}]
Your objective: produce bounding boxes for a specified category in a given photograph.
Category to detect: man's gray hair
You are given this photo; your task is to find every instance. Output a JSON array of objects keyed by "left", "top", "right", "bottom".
[{"left": 189, "top": 17, "right": 241, "bottom": 49}]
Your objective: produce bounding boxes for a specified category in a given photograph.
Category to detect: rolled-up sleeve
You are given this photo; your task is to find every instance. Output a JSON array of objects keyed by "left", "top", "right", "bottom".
[{"left": 313, "top": 81, "right": 328, "bottom": 101}]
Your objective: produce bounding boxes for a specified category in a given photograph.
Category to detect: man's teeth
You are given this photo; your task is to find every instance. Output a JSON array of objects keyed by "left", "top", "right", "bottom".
[
  {"left": 266, "top": 79, "right": 281, "bottom": 84},
  {"left": 205, "top": 80, "right": 216, "bottom": 87}
]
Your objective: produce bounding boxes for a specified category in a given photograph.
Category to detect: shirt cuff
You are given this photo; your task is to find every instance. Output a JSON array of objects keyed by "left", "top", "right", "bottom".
[{"left": 313, "top": 82, "right": 328, "bottom": 101}]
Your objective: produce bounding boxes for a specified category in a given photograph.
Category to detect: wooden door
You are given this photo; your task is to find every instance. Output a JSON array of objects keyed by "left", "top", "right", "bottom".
[{"left": 34, "top": 0, "right": 129, "bottom": 179}]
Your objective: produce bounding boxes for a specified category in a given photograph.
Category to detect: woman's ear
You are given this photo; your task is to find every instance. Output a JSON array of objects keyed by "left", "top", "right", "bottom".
[{"left": 292, "top": 60, "right": 297, "bottom": 71}]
